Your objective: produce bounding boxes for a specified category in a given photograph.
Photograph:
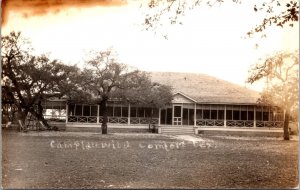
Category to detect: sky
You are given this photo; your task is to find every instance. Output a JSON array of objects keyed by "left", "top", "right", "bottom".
[{"left": 2, "top": 0, "right": 299, "bottom": 92}]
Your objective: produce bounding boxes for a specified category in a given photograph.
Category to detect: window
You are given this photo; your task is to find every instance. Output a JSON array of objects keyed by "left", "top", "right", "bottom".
[
  {"left": 130, "top": 107, "right": 137, "bottom": 117},
  {"left": 233, "top": 110, "right": 240, "bottom": 120},
  {"left": 68, "top": 105, "right": 75, "bottom": 116},
  {"left": 99, "top": 105, "right": 104, "bottom": 116},
  {"left": 166, "top": 108, "right": 172, "bottom": 125},
  {"left": 203, "top": 110, "right": 210, "bottom": 119},
  {"left": 91, "top": 106, "right": 98, "bottom": 116},
  {"left": 196, "top": 109, "right": 202, "bottom": 119},
  {"left": 152, "top": 108, "right": 159, "bottom": 118},
  {"left": 122, "top": 107, "right": 128, "bottom": 117},
  {"left": 137, "top": 108, "right": 145, "bottom": 117},
  {"left": 241, "top": 111, "right": 247, "bottom": 120},
  {"left": 189, "top": 109, "right": 194, "bottom": 125},
  {"left": 138, "top": 108, "right": 145, "bottom": 117},
  {"left": 83, "top": 105, "right": 90, "bottom": 116},
  {"left": 218, "top": 110, "right": 224, "bottom": 120},
  {"left": 256, "top": 111, "right": 262, "bottom": 121},
  {"left": 107, "top": 106, "right": 114, "bottom": 117},
  {"left": 263, "top": 112, "right": 269, "bottom": 121},
  {"left": 248, "top": 111, "right": 254, "bottom": 120},
  {"left": 269, "top": 111, "right": 274, "bottom": 121},
  {"left": 114, "top": 106, "right": 121, "bottom": 117},
  {"left": 182, "top": 108, "right": 188, "bottom": 125},
  {"left": 226, "top": 110, "right": 232, "bottom": 120},
  {"left": 145, "top": 108, "right": 152, "bottom": 117},
  {"left": 75, "top": 105, "right": 82, "bottom": 116},
  {"left": 211, "top": 110, "right": 217, "bottom": 119},
  {"left": 247, "top": 106, "right": 254, "bottom": 121}
]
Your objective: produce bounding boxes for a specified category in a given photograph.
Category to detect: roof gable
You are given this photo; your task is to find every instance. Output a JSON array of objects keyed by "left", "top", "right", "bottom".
[{"left": 172, "top": 92, "right": 196, "bottom": 104}]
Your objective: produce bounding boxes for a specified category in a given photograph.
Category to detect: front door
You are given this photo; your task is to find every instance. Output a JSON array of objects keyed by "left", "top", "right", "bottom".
[{"left": 173, "top": 105, "right": 182, "bottom": 125}]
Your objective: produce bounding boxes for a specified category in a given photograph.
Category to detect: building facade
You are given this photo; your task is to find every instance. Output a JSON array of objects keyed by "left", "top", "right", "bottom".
[{"left": 42, "top": 72, "right": 284, "bottom": 130}]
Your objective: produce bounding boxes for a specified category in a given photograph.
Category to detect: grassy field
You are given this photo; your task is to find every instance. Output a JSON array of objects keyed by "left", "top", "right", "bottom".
[{"left": 2, "top": 130, "right": 299, "bottom": 189}]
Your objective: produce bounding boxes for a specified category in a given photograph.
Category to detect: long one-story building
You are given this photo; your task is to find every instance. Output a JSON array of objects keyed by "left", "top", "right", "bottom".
[{"left": 42, "top": 72, "right": 284, "bottom": 134}]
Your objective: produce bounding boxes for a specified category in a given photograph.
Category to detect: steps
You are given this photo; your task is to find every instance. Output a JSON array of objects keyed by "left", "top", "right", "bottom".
[{"left": 160, "top": 127, "right": 195, "bottom": 135}]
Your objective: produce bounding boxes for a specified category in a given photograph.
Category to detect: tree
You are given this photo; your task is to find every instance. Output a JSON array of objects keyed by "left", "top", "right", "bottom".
[
  {"left": 142, "top": 0, "right": 299, "bottom": 37},
  {"left": 1, "top": 31, "right": 80, "bottom": 129},
  {"left": 247, "top": 51, "right": 298, "bottom": 140},
  {"left": 135, "top": 82, "right": 173, "bottom": 132},
  {"left": 82, "top": 49, "right": 173, "bottom": 134}
]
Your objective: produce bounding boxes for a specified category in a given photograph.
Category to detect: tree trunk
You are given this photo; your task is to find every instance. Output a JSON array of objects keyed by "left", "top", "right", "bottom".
[
  {"left": 101, "top": 98, "right": 108, "bottom": 134},
  {"left": 18, "top": 107, "right": 27, "bottom": 123},
  {"left": 283, "top": 110, "right": 290, "bottom": 140},
  {"left": 36, "top": 101, "right": 51, "bottom": 129},
  {"left": 34, "top": 110, "right": 50, "bottom": 129}
]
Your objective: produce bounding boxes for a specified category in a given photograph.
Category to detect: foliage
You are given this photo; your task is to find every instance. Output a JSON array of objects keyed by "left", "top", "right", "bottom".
[
  {"left": 113, "top": 73, "right": 173, "bottom": 108},
  {"left": 1, "top": 31, "right": 80, "bottom": 128},
  {"left": 82, "top": 49, "right": 173, "bottom": 134},
  {"left": 142, "top": 0, "right": 299, "bottom": 37},
  {"left": 247, "top": 51, "right": 299, "bottom": 140},
  {"left": 250, "top": 0, "right": 299, "bottom": 36}
]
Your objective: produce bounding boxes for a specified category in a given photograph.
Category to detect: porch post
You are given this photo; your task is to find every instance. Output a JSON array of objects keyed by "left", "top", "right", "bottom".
[
  {"left": 194, "top": 103, "right": 196, "bottom": 127},
  {"left": 97, "top": 104, "right": 99, "bottom": 124},
  {"left": 172, "top": 104, "right": 174, "bottom": 126},
  {"left": 254, "top": 106, "right": 256, "bottom": 128},
  {"left": 224, "top": 105, "right": 227, "bottom": 128},
  {"left": 128, "top": 104, "right": 131, "bottom": 125},
  {"left": 158, "top": 108, "right": 161, "bottom": 126},
  {"left": 66, "top": 103, "right": 68, "bottom": 124}
]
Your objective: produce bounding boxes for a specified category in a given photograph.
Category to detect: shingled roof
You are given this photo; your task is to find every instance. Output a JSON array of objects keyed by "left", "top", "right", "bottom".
[{"left": 150, "top": 72, "right": 260, "bottom": 105}]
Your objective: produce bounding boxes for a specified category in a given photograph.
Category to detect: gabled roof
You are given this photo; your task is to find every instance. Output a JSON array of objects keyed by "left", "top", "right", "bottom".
[
  {"left": 150, "top": 72, "right": 260, "bottom": 104},
  {"left": 173, "top": 92, "right": 197, "bottom": 103}
]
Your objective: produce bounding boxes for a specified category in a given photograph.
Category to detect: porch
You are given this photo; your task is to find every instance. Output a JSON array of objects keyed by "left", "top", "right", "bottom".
[{"left": 41, "top": 97, "right": 284, "bottom": 132}]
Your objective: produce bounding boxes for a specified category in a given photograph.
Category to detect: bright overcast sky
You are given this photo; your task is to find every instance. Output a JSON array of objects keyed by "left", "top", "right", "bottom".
[{"left": 2, "top": 0, "right": 299, "bottom": 92}]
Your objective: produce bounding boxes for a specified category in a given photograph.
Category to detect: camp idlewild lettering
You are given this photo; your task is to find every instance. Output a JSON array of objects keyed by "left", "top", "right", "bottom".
[
  {"left": 50, "top": 140, "right": 131, "bottom": 150},
  {"left": 50, "top": 140, "right": 214, "bottom": 151}
]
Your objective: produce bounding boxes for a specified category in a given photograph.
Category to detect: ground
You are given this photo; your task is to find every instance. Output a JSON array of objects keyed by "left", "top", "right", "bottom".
[{"left": 2, "top": 130, "right": 299, "bottom": 189}]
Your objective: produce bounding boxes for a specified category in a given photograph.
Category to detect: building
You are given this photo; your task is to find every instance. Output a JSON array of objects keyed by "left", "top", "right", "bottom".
[{"left": 42, "top": 72, "right": 284, "bottom": 133}]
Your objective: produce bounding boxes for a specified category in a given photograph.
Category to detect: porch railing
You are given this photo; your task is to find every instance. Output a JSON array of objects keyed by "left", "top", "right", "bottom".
[
  {"left": 67, "top": 116, "right": 159, "bottom": 125},
  {"left": 130, "top": 117, "right": 159, "bottom": 125},
  {"left": 226, "top": 120, "right": 254, "bottom": 127},
  {"left": 256, "top": 121, "right": 283, "bottom": 128},
  {"left": 68, "top": 116, "right": 97, "bottom": 123},
  {"left": 196, "top": 120, "right": 284, "bottom": 128},
  {"left": 107, "top": 117, "right": 128, "bottom": 124},
  {"left": 196, "top": 119, "right": 224, "bottom": 127}
]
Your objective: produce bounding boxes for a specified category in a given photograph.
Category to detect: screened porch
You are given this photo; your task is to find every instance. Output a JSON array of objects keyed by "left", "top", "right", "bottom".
[
  {"left": 67, "top": 102, "right": 160, "bottom": 125},
  {"left": 65, "top": 102, "right": 284, "bottom": 128}
]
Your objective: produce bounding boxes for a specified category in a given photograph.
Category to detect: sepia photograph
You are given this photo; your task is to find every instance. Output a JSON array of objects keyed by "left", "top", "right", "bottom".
[{"left": 1, "top": 0, "right": 299, "bottom": 189}]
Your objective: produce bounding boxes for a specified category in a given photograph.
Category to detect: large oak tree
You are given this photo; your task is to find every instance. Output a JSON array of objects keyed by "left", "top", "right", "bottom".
[
  {"left": 1, "top": 31, "right": 80, "bottom": 129},
  {"left": 247, "top": 51, "right": 298, "bottom": 140},
  {"left": 82, "top": 49, "right": 173, "bottom": 134}
]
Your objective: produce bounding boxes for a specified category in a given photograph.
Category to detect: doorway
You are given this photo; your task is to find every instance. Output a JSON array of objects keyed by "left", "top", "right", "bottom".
[{"left": 173, "top": 105, "right": 182, "bottom": 125}]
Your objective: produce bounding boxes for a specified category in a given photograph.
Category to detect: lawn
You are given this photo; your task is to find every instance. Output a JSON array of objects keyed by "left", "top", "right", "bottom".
[{"left": 2, "top": 130, "right": 299, "bottom": 189}]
